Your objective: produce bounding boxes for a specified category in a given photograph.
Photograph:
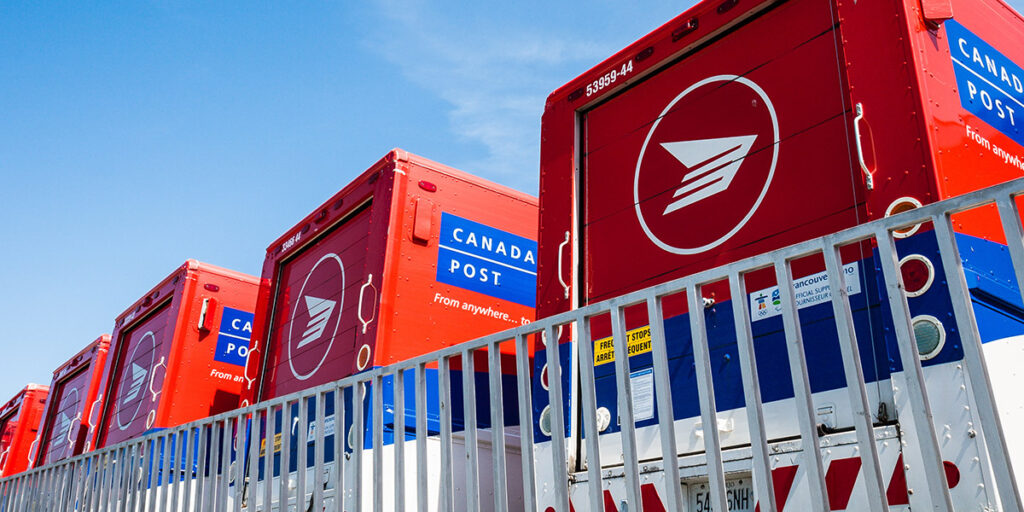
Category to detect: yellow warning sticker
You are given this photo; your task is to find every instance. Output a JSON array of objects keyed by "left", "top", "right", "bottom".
[
  {"left": 259, "top": 433, "right": 283, "bottom": 456},
  {"left": 593, "top": 325, "right": 652, "bottom": 366}
]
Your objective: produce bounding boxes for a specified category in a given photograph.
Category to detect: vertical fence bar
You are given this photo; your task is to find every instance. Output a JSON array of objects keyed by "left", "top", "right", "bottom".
[
  {"left": 314, "top": 393, "right": 326, "bottom": 512},
  {"left": 936, "top": 209, "right": 1023, "bottom": 510},
  {"left": 159, "top": 434, "right": 171, "bottom": 512},
  {"left": 195, "top": 423, "right": 210, "bottom": 512},
  {"left": 264, "top": 405, "right": 276, "bottom": 512},
  {"left": 821, "top": 238, "right": 889, "bottom": 512},
  {"left": 610, "top": 305, "right": 643, "bottom": 508},
  {"left": 223, "top": 419, "right": 234, "bottom": 512},
  {"left": 574, "top": 314, "right": 605, "bottom": 511},
  {"left": 729, "top": 271, "right": 777, "bottom": 512},
  {"left": 248, "top": 408, "right": 263, "bottom": 512},
  {"left": 334, "top": 389, "right": 345, "bottom": 512},
  {"left": 232, "top": 415, "right": 244, "bottom": 512},
  {"left": 461, "top": 348, "right": 481, "bottom": 512},
  {"left": 486, "top": 340, "right": 509, "bottom": 512},
  {"left": 773, "top": 257, "right": 830, "bottom": 511},
  {"left": 646, "top": 294, "right": 684, "bottom": 512},
  {"left": 297, "top": 397, "right": 309, "bottom": 512},
  {"left": 514, "top": 332, "right": 537, "bottom": 512},
  {"left": 414, "top": 363, "right": 428, "bottom": 512},
  {"left": 875, "top": 228, "right": 955, "bottom": 511},
  {"left": 169, "top": 431, "right": 181, "bottom": 512},
  {"left": 438, "top": 357, "right": 454, "bottom": 512},
  {"left": 997, "top": 195, "right": 1024, "bottom": 297},
  {"left": 544, "top": 323, "right": 572, "bottom": 512},
  {"left": 352, "top": 382, "right": 365, "bottom": 512},
  {"left": 373, "top": 374, "right": 384, "bottom": 512},
  {"left": 88, "top": 453, "right": 102, "bottom": 512},
  {"left": 393, "top": 368, "right": 406, "bottom": 512},
  {"left": 279, "top": 401, "right": 292, "bottom": 512},
  {"left": 688, "top": 285, "right": 729, "bottom": 512}
]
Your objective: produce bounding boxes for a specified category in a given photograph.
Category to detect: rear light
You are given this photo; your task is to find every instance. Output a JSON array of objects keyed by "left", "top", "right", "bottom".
[
  {"left": 356, "top": 344, "right": 372, "bottom": 371},
  {"left": 944, "top": 461, "right": 961, "bottom": 488},
  {"left": 596, "top": 407, "right": 611, "bottom": 432},
  {"left": 912, "top": 315, "right": 946, "bottom": 360},
  {"left": 540, "top": 364, "right": 549, "bottom": 390},
  {"left": 886, "top": 197, "right": 924, "bottom": 238},
  {"left": 204, "top": 284, "right": 220, "bottom": 292},
  {"left": 418, "top": 180, "right": 437, "bottom": 192},
  {"left": 672, "top": 18, "right": 699, "bottom": 42},
  {"left": 538, "top": 405, "right": 553, "bottom": 437},
  {"left": 899, "top": 254, "right": 934, "bottom": 297}
]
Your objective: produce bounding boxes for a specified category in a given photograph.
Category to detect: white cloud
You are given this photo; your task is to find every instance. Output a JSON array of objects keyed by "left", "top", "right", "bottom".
[{"left": 367, "top": 1, "right": 615, "bottom": 193}]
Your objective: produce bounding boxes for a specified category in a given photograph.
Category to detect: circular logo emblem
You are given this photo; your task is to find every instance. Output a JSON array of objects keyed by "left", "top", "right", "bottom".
[
  {"left": 634, "top": 75, "right": 780, "bottom": 255},
  {"left": 53, "top": 387, "right": 80, "bottom": 455},
  {"left": 287, "top": 253, "right": 345, "bottom": 381},
  {"left": 116, "top": 331, "right": 156, "bottom": 431}
]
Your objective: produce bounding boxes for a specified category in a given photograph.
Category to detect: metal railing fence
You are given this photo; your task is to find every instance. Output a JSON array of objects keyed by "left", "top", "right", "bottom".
[{"left": 4, "top": 177, "right": 1024, "bottom": 511}]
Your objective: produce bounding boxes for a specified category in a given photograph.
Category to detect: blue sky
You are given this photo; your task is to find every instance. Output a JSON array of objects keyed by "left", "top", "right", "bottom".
[{"left": 0, "top": 0, "right": 1022, "bottom": 401}]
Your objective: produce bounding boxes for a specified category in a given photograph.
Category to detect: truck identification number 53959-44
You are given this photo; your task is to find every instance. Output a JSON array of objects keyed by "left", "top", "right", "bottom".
[{"left": 585, "top": 60, "right": 635, "bottom": 97}]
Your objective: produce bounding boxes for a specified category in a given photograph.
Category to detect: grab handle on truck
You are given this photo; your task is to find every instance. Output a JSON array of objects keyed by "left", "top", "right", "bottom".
[
  {"left": 84, "top": 394, "right": 102, "bottom": 451},
  {"left": 358, "top": 274, "right": 377, "bottom": 334},
  {"left": 65, "top": 412, "right": 83, "bottom": 451},
  {"left": 26, "top": 437, "right": 38, "bottom": 468},
  {"left": 558, "top": 231, "right": 571, "bottom": 299},
  {"left": 854, "top": 103, "right": 875, "bottom": 190},
  {"left": 243, "top": 338, "right": 259, "bottom": 390},
  {"left": 148, "top": 356, "right": 166, "bottom": 402}
]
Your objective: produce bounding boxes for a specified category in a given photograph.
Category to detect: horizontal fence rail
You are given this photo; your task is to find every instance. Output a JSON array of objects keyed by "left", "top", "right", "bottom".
[{"left": 4, "top": 177, "right": 1024, "bottom": 511}]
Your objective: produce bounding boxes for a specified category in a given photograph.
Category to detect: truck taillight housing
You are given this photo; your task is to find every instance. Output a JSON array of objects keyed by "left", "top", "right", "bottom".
[{"left": 900, "top": 254, "right": 935, "bottom": 297}]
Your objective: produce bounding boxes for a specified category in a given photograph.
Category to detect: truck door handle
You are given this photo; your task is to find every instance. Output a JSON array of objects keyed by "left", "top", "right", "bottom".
[
  {"left": 27, "top": 437, "right": 39, "bottom": 467},
  {"left": 358, "top": 274, "right": 377, "bottom": 334},
  {"left": 243, "top": 338, "right": 259, "bottom": 390},
  {"left": 558, "top": 231, "right": 571, "bottom": 299},
  {"left": 148, "top": 356, "right": 166, "bottom": 402},
  {"left": 854, "top": 103, "right": 875, "bottom": 190}
]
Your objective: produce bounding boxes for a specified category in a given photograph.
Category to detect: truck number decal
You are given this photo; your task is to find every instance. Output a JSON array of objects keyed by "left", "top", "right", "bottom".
[{"left": 586, "top": 60, "right": 634, "bottom": 97}]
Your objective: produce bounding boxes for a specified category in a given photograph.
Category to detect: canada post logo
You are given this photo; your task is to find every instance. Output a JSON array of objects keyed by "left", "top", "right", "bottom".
[
  {"left": 116, "top": 331, "right": 156, "bottom": 431},
  {"left": 436, "top": 213, "right": 537, "bottom": 307},
  {"left": 52, "top": 388, "right": 80, "bottom": 456},
  {"left": 287, "top": 253, "right": 345, "bottom": 381},
  {"left": 214, "top": 307, "right": 254, "bottom": 367},
  {"left": 634, "top": 75, "right": 780, "bottom": 255},
  {"left": 947, "top": 20, "right": 1024, "bottom": 147}
]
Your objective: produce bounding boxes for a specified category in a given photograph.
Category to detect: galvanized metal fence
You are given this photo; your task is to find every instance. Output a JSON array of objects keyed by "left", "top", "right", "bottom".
[{"left": 4, "top": 177, "right": 1024, "bottom": 511}]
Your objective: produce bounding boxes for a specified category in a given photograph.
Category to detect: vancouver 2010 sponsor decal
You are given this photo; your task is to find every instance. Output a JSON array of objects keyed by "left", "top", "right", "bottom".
[
  {"left": 634, "top": 75, "right": 780, "bottom": 255},
  {"left": 947, "top": 20, "right": 1023, "bottom": 148},
  {"left": 436, "top": 213, "right": 537, "bottom": 307}
]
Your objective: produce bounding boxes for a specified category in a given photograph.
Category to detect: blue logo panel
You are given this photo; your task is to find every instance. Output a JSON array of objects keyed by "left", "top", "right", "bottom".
[
  {"left": 215, "top": 307, "right": 254, "bottom": 367},
  {"left": 947, "top": 20, "right": 1024, "bottom": 147},
  {"left": 436, "top": 213, "right": 537, "bottom": 307}
]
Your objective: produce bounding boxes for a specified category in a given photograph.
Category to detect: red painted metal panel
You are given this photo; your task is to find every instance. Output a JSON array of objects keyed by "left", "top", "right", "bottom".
[
  {"left": 93, "top": 261, "right": 259, "bottom": 449},
  {"left": 100, "top": 302, "right": 173, "bottom": 446},
  {"left": 538, "top": 0, "right": 1024, "bottom": 319},
  {"left": 0, "top": 385, "right": 48, "bottom": 477},
  {"left": 35, "top": 335, "right": 110, "bottom": 466},
  {"left": 246, "top": 150, "right": 538, "bottom": 403},
  {"left": 261, "top": 206, "right": 374, "bottom": 398},
  {"left": 581, "top": 0, "right": 858, "bottom": 303}
]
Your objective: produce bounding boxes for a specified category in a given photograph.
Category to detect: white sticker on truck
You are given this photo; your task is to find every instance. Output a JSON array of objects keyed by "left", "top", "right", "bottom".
[
  {"left": 630, "top": 368, "right": 655, "bottom": 422},
  {"left": 748, "top": 262, "right": 862, "bottom": 322}
]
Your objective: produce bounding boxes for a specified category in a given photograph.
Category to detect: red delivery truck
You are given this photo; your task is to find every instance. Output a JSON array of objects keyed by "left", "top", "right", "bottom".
[
  {"left": 0, "top": 385, "right": 48, "bottom": 478},
  {"left": 33, "top": 335, "right": 110, "bottom": 467},
  {"left": 92, "top": 260, "right": 259, "bottom": 449},
  {"left": 533, "top": 0, "right": 1024, "bottom": 509},
  {"left": 242, "top": 149, "right": 537, "bottom": 511},
  {"left": 244, "top": 148, "right": 538, "bottom": 402}
]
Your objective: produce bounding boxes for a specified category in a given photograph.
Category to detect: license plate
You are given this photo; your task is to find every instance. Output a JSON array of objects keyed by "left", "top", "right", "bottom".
[{"left": 687, "top": 477, "right": 755, "bottom": 512}]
